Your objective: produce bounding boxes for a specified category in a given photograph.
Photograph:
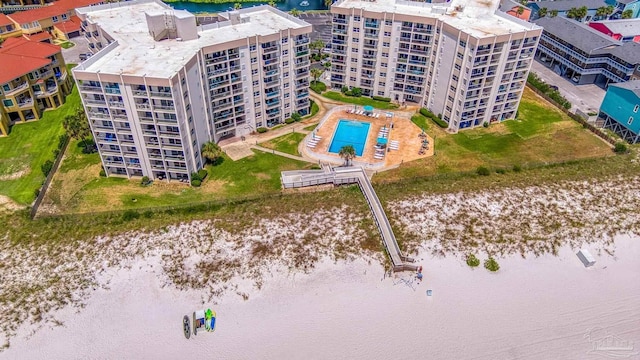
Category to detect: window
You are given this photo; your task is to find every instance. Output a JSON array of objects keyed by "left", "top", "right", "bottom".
[
  {"left": 351, "top": 58, "right": 358, "bottom": 63},
  {"left": 629, "top": 116, "right": 634, "bottom": 125},
  {"left": 351, "top": 48, "right": 358, "bottom": 53},
  {"left": 3, "top": 99, "right": 13, "bottom": 107},
  {"left": 353, "top": 16, "right": 361, "bottom": 21},
  {"left": 52, "top": 16, "right": 58, "bottom": 23},
  {"left": 380, "top": 72, "right": 386, "bottom": 77},
  {"left": 251, "top": 69, "right": 258, "bottom": 75},
  {"left": 352, "top": 37, "right": 359, "bottom": 43},
  {"left": 284, "top": 72, "right": 289, "bottom": 78},
  {"left": 382, "top": 52, "right": 388, "bottom": 58},
  {"left": 281, "top": 38, "right": 288, "bottom": 44},
  {"left": 353, "top": 27, "right": 360, "bottom": 33},
  {"left": 384, "top": 31, "right": 391, "bottom": 37},
  {"left": 350, "top": 77, "right": 357, "bottom": 81},
  {"left": 350, "top": 67, "right": 357, "bottom": 72},
  {"left": 284, "top": 93, "right": 290, "bottom": 99},
  {"left": 378, "top": 82, "right": 385, "bottom": 87},
  {"left": 181, "top": 77, "right": 186, "bottom": 86},
  {"left": 254, "top": 91, "right": 260, "bottom": 97},
  {"left": 253, "top": 80, "right": 259, "bottom": 86},
  {"left": 634, "top": 105, "right": 639, "bottom": 113},
  {"left": 282, "top": 49, "right": 288, "bottom": 56},
  {"left": 383, "top": 42, "right": 390, "bottom": 47},
  {"left": 255, "top": 102, "right": 260, "bottom": 107},
  {"left": 61, "top": 13, "right": 67, "bottom": 20},
  {"left": 251, "top": 57, "right": 257, "bottom": 64},
  {"left": 385, "top": 20, "right": 392, "bottom": 26},
  {"left": 249, "top": 44, "right": 256, "bottom": 51}
]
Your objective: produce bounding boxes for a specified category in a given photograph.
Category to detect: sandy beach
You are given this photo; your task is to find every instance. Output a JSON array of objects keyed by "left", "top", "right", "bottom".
[{"left": 2, "top": 233, "right": 639, "bottom": 359}]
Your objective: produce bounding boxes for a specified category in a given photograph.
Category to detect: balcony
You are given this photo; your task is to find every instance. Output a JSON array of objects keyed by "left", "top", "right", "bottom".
[
  {"left": 364, "top": 21, "right": 379, "bottom": 29},
  {"left": 265, "top": 100, "right": 280, "bottom": 108},
  {"left": 333, "top": 28, "right": 347, "bottom": 34},
  {"left": 296, "top": 50, "right": 309, "bottom": 57},
  {"left": 295, "top": 37, "right": 310, "bottom": 45},
  {"left": 80, "top": 85, "right": 102, "bottom": 93},
  {"left": 35, "top": 70, "right": 53, "bottom": 79},
  {"left": 364, "top": 32, "right": 379, "bottom": 39},
  {"left": 295, "top": 60, "right": 310, "bottom": 68},
  {"left": 266, "top": 91, "right": 280, "bottom": 98},
  {"left": 135, "top": 103, "right": 151, "bottom": 110},
  {"left": 149, "top": 91, "right": 172, "bottom": 98},
  {"left": 154, "top": 104, "right": 175, "bottom": 111},
  {"left": 5, "top": 81, "right": 28, "bottom": 95},
  {"left": 84, "top": 98, "right": 106, "bottom": 105},
  {"left": 332, "top": 17, "right": 347, "bottom": 24},
  {"left": 17, "top": 98, "right": 34, "bottom": 108},
  {"left": 104, "top": 87, "right": 121, "bottom": 94},
  {"left": 108, "top": 101, "right": 125, "bottom": 108},
  {"left": 262, "top": 45, "right": 278, "bottom": 54}
]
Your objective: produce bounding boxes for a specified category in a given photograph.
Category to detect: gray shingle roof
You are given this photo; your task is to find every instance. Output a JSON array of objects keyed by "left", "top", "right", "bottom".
[
  {"left": 534, "top": 16, "right": 640, "bottom": 64},
  {"left": 610, "top": 80, "right": 640, "bottom": 97},
  {"left": 592, "top": 19, "right": 640, "bottom": 37},
  {"left": 529, "top": 0, "right": 608, "bottom": 11}
]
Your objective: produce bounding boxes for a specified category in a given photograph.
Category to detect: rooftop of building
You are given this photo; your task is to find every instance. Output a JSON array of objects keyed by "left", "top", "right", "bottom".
[
  {"left": 332, "top": 0, "right": 540, "bottom": 38},
  {"left": 591, "top": 18, "right": 640, "bottom": 36},
  {"left": 535, "top": 16, "right": 640, "bottom": 64},
  {"left": 0, "top": 36, "right": 60, "bottom": 84},
  {"left": 56, "top": 15, "right": 82, "bottom": 34},
  {"left": 609, "top": 79, "right": 640, "bottom": 97},
  {"left": 526, "top": 0, "right": 607, "bottom": 10},
  {"left": 74, "top": 0, "right": 310, "bottom": 78},
  {"left": 8, "top": 0, "right": 103, "bottom": 25},
  {"left": 0, "top": 13, "right": 14, "bottom": 27}
]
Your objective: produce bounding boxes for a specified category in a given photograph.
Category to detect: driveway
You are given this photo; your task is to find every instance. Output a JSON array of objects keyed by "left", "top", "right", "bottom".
[
  {"left": 61, "top": 36, "right": 90, "bottom": 65},
  {"left": 530, "top": 60, "right": 606, "bottom": 114}
]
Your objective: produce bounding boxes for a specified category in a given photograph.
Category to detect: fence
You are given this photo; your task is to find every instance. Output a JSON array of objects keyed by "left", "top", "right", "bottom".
[
  {"left": 30, "top": 136, "right": 70, "bottom": 219},
  {"left": 526, "top": 85, "right": 616, "bottom": 146}
]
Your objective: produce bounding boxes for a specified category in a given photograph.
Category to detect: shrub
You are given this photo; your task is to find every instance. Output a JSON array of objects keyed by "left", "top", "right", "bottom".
[
  {"left": 372, "top": 95, "right": 391, "bottom": 102},
  {"left": 198, "top": 169, "right": 208, "bottom": 180},
  {"left": 420, "top": 108, "right": 448, "bottom": 128},
  {"left": 476, "top": 166, "right": 490, "bottom": 176},
  {"left": 99, "top": 169, "right": 106, "bottom": 177},
  {"left": 140, "top": 176, "right": 150, "bottom": 186},
  {"left": 190, "top": 172, "right": 201, "bottom": 182},
  {"left": 310, "top": 80, "right": 326, "bottom": 94},
  {"left": 344, "top": 90, "right": 353, "bottom": 96},
  {"left": 256, "top": 127, "right": 268, "bottom": 133},
  {"left": 351, "top": 87, "right": 362, "bottom": 97},
  {"left": 58, "top": 134, "right": 69, "bottom": 149},
  {"left": 466, "top": 254, "right": 480, "bottom": 267},
  {"left": 41, "top": 160, "right": 54, "bottom": 177},
  {"left": 496, "top": 168, "right": 506, "bottom": 174},
  {"left": 191, "top": 179, "right": 202, "bottom": 187},
  {"left": 483, "top": 122, "right": 489, "bottom": 128},
  {"left": 341, "top": 86, "right": 349, "bottom": 94},
  {"left": 285, "top": 117, "right": 295, "bottom": 124},
  {"left": 614, "top": 142, "right": 628, "bottom": 154},
  {"left": 291, "top": 113, "right": 302, "bottom": 122},
  {"left": 122, "top": 210, "right": 140, "bottom": 222},
  {"left": 308, "top": 100, "right": 319, "bottom": 118},
  {"left": 512, "top": 164, "right": 522, "bottom": 172},
  {"left": 34, "top": 188, "right": 41, "bottom": 198},
  {"left": 53, "top": 148, "right": 60, "bottom": 158},
  {"left": 484, "top": 257, "right": 500, "bottom": 272}
]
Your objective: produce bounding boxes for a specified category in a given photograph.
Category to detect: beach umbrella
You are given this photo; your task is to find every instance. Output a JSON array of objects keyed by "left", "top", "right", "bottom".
[{"left": 363, "top": 105, "right": 374, "bottom": 113}]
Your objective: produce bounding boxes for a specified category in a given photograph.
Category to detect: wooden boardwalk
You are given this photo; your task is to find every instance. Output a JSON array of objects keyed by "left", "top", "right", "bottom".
[{"left": 281, "top": 166, "right": 416, "bottom": 272}]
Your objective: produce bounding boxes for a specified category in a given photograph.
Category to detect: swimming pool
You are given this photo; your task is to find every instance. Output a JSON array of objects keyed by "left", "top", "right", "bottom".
[{"left": 328, "top": 120, "right": 371, "bottom": 156}]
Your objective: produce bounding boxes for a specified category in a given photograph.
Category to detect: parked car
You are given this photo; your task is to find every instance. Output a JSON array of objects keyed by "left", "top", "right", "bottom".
[{"left": 549, "top": 85, "right": 559, "bottom": 91}]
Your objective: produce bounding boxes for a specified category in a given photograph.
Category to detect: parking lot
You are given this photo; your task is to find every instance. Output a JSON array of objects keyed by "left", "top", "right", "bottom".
[
  {"left": 298, "top": 13, "right": 331, "bottom": 43},
  {"left": 61, "top": 36, "right": 90, "bottom": 65},
  {"left": 530, "top": 59, "right": 606, "bottom": 115}
]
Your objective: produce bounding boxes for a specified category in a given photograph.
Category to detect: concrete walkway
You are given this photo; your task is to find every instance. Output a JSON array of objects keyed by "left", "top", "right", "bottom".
[
  {"left": 281, "top": 166, "right": 417, "bottom": 272},
  {"left": 251, "top": 145, "right": 317, "bottom": 163}
]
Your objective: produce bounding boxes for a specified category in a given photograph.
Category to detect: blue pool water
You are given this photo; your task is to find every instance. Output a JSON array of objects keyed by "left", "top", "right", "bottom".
[{"left": 328, "top": 120, "right": 371, "bottom": 157}]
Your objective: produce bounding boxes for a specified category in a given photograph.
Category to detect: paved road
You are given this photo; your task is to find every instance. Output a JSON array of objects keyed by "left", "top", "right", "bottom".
[{"left": 530, "top": 60, "right": 605, "bottom": 114}]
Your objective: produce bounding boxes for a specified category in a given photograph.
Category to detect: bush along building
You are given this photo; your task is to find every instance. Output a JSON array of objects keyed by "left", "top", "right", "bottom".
[
  {"left": 329, "top": 0, "right": 542, "bottom": 132},
  {"left": 599, "top": 80, "right": 640, "bottom": 143},
  {"left": 73, "top": 0, "right": 311, "bottom": 181}
]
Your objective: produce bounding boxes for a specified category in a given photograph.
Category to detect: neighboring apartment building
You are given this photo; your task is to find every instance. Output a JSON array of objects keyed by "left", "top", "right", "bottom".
[
  {"left": 1, "top": 0, "right": 54, "bottom": 6},
  {"left": 527, "top": 0, "right": 607, "bottom": 21},
  {"left": 534, "top": 16, "right": 640, "bottom": 86},
  {"left": 0, "top": 14, "right": 21, "bottom": 40},
  {"left": 330, "top": 0, "right": 541, "bottom": 131},
  {"left": 0, "top": 36, "right": 72, "bottom": 136},
  {"left": 6, "top": 0, "right": 103, "bottom": 40},
  {"left": 599, "top": 80, "right": 640, "bottom": 143},
  {"left": 73, "top": 0, "right": 311, "bottom": 181},
  {"left": 588, "top": 18, "right": 640, "bottom": 42}
]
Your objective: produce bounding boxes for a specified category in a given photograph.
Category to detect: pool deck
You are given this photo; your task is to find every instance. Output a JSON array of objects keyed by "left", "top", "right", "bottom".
[{"left": 306, "top": 106, "right": 434, "bottom": 168}]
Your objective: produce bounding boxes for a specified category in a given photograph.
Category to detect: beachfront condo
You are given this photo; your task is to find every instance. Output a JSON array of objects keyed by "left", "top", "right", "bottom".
[
  {"left": 329, "top": 0, "right": 542, "bottom": 132},
  {"left": 73, "top": 0, "right": 311, "bottom": 181},
  {"left": 0, "top": 36, "right": 72, "bottom": 136}
]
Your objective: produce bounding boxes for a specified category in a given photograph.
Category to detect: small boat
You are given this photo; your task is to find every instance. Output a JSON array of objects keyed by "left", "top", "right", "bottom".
[{"left": 300, "top": 0, "right": 310, "bottom": 6}]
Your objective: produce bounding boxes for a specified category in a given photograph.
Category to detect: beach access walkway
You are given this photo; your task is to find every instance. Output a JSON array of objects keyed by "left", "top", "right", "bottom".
[{"left": 281, "top": 166, "right": 417, "bottom": 272}]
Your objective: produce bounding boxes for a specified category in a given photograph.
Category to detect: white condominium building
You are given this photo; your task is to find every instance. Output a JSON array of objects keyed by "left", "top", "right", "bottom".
[
  {"left": 73, "top": 0, "right": 311, "bottom": 181},
  {"left": 330, "top": 0, "right": 542, "bottom": 131}
]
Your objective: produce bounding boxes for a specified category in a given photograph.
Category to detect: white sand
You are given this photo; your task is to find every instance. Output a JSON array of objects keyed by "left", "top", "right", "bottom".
[{"left": 3, "top": 234, "right": 638, "bottom": 359}]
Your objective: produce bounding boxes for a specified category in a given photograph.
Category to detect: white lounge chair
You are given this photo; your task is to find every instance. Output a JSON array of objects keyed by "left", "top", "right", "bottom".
[
  {"left": 375, "top": 114, "right": 380, "bottom": 118},
  {"left": 312, "top": 135, "right": 322, "bottom": 140}
]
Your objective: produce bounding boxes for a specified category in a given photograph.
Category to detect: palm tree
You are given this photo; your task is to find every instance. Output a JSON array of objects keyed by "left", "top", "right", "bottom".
[
  {"left": 622, "top": 9, "right": 633, "bottom": 19},
  {"left": 233, "top": 2, "right": 242, "bottom": 9},
  {"left": 605, "top": 5, "right": 614, "bottom": 18},
  {"left": 550, "top": 9, "right": 558, "bottom": 17},
  {"left": 63, "top": 107, "right": 92, "bottom": 152},
  {"left": 310, "top": 67, "right": 324, "bottom": 83},
  {"left": 538, "top": 7, "right": 547, "bottom": 18},
  {"left": 289, "top": 8, "right": 300, "bottom": 17},
  {"left": 566, "top": 7, "right": 577, "bottom": 19},
  {"left": 576, "top": 6, "right": 588, "bottom": 21},
  {"left": 516, "top": 6, "right": 524, "bottom": 16},
  {"left": 338, "top": 145, "right": 356, "bottom": 166},
  {"left": 268, "top": 0, "right": 276, "bottom": 7},
  {"left": 324, "top": 0, "right": 332, "bottom": 8},
  {"left": 201, "top": 141, "right": 223, "bottom": 165},
  {"left": 310, "top": 39, "right": 325, "bottom": 58},
  {"left": 595, "top": 6, "right": 607, "bottom": 19}
]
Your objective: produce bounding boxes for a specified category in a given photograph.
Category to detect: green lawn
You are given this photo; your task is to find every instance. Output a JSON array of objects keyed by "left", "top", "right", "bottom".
[
  {"left": 259, "top": 132, "right": 306, "bottom": 156},
  {"left": 59, "top": 42, "right": 75, "bottom": 49},
  {"left": 0, "top": 86, "right": 80, "bottom": 204},
  {"left": 322, "top": 91, "right": 398, "bottom": 110},
  {"left": 410, "top": 113, "right": 429, "bottom": 131},
  {"left": 374, "top": 88, "right": 613, "bottom": 183},
  {"left": 58, "top": 139, "right": 100, "bottom": 173},
  {"left": 303, "top": 124, "right": 318, "bottom": 131}
]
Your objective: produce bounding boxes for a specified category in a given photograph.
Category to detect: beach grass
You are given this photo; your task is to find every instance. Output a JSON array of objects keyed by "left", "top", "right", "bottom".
[
  {"left": 0, "top": 86, "right": 79, "bottom": 205},
  {"left": 259, "top": 132, "right": 306, "bottom": 155}
]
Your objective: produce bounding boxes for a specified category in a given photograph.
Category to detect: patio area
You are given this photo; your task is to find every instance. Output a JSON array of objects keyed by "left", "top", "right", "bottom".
[{"left": 302, "top": 105, "right": 434, "bottom": 169}]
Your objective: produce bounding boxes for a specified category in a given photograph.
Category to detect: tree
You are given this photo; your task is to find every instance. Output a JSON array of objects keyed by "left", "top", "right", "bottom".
[
  {"left": 550, "top": 9, "right": 558, "bottom": 17},
  {"left": 516, "top": 6, "right": 524, "bottom": 16},
  {"left": 324, "top": 0, "right": 333, "bottom": 8},
  {"left": 566, "top": 7, "right": 577, "bottom": 19},
  {"left": 268, "top": 0, "right": 276, "bottom": 7},
  {"left": 63, "top": 107, "right": 92, "bottom": 152},
  {"left": 622, "top": 9, "right": 633, "bottom": 19},
  {"left": 338, "top": 145, "right": 356, "bottom": 166},
  {"left": 201, "top": 141, "right": 223, "bottom": 165},
  {"left": 605, "top": 5, "right": 614, "bottom": 18},
  {"left": 310, "top": 67, "right": 324, "bottom": 83},
  {"left": 576, "top": 6, "right": 588, "bottom": 20},
  {"left": 309, "top": 39, "right": 325, "bottom": 58},
  {"left": 538, "top": 7, "right": 547, "bottom": 18},
  {"left": 289, "top": 8, "right": 300, "bottom": 16},
  {"left": 595, "top": 6, "right": 607, "bottom": 19},
  {"left": 233, "top": 2, "right": 242, "bottom": 9}
]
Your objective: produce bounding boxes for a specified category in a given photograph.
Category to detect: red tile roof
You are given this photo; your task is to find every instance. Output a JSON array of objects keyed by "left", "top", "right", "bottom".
[
  {"left": 0, "top": 13, "right": 14, "bottom": 27},
  {"left": 55, "top": 15, "right": 82, "bottom": 35},
  {"left": 8, "top": 0, "right": 103, "bottom": 25},
  {"left": 25, "top": 31, "right": 52, "bottom": 43},
  {"left": 0, "top": 36, "right": 60, "bottom": 84}
]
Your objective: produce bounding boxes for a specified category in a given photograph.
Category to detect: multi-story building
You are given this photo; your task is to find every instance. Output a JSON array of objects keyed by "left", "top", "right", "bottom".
[
  {"left": 330, "top": 0, "right": 541, "bottom": 131},
  {"left": 599, "top": 80, "right": 640, "bottom": 143},
  {"left": 0, "top": 14, "right": 21, "bottom": 41},
  {"left": 73, "top": 0, "right": 311, "bottom": 181},
  {"left": 534, "top": 16, "right": 640, "bottom": 86},
  {"left": 0, "top": 36, "right": 72, "bottom": 136}
]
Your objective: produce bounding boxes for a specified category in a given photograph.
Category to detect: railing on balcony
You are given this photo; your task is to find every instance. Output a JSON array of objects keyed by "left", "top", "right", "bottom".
[{"left": 5, "top": 82, "right": 28, "bottom": 95}]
